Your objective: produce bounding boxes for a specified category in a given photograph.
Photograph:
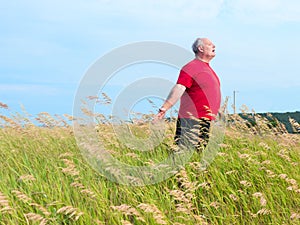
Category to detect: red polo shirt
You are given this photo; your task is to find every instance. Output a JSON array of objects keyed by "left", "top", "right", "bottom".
[{"left": 176, "top": 59, "right": 221, "bottom": 120}]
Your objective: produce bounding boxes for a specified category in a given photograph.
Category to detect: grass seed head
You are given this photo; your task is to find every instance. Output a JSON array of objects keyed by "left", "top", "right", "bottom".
[
  {"left": 111, "top": 204, "right": 145, "bottom": 222},
  {"left": 290, "top": 212, "right": 300, "bottom": 220},
  {"left": 24, "top": 213, "right": 47, "bottom": 225},
  {"left": 0, "top": 192, "right": 13, "bottom": 213},
  {"left": 11, "top": 190, "right": 32, "bottom": 203},
  {"left": 57, "top": 205, "right": 84, "bottom": 221},
  {"left": 256, "top": 208, "right": 271, "bottom": 215}
]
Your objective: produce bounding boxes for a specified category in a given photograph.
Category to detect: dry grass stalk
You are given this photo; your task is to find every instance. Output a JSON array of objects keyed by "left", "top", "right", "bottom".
[
  {"left": 252, "top": 192, "right": 267, "bottom": 206},
  {"left": 70, "top": 181, "right": 96, "bottom": 199},
  {"left": 218, "top": 143, "right": 231, "bottom": 148},
  {"left": 290, "top": 212, "right": 300, "bottom": 220},
  {"left": 277, "top": 173, "right": 300, "bottom": 192},
  {"left": 11, "top": 190, "right": 51, "bottom": 216},
  {"left": 198, "top": 182, "right": 211, "bottom": 190},
  {"left": 59, "top": 152, "right": 74, "bottom": 158},
  {"left": 111, "top": 204, "right": 145, "bottom": 222},
  {"left": 168, "top": 186, "right": 197, "bottom": 216},
  {"left": 285, "top": 177, "right": 299, "bottom": 192},
  {"left": 0, "top": 115, "right": 21, "bottom": 128},
  {"left": 12, "top": 190, "right": 32, "bottom": 203},
  {"left": 0, "top": 192, "right": 13, "bottom": 213},
  {"left": 229, "top": 194, "right": 239, "bottom": 202},
  {"left": 63, "top": 114, "right": 75, "bottom": 121},
  {"left": 238, "top": 152, "right": 251, "bottom": 159},
  {"left": 30, "top": 203, "right": 51, "bottom": 217},
  {"left": 278, "top": 174, "right": 288, "bottom": 179},
  {"left": 258, "top": 142, "right": 271, "bottom": 150},
  {"left": 289, "top": 117, "right": 300, "bottom": 133},
  {"left": 256, "top": 208, "right": 271, "bottom": 215},
  {"left": 124, "top": 152, "right": 139, "bottom": 159},
  {"left": 228, "top": 111, "right": 291, "bottom": 136},
  {"left": 286, "top": 178, "right": 297, "bottom": 186},
  {"left": 0, "top": 102, "right": 8, "bottom": 109},
  {"left": 94, "top": 219, "right": 105, "bottom": 225},
  {"left": 248, "top": 211, "right": 258, "bottom": 218},
  {"left": 24, "top": 213, "right": 48, "bottom": 225},
  {"left": 261, "top": 160, "right": 271, "bottom": 165},
  {"left": 225, "top": 170, "right": 237, "bottom": 175},
  {"left": 277, "top": 149, "right": 292, "bottom": 162},
  {"left": 265, "top": 169, "right": 276, "bottom": 178},
  {"left": 57, "top": 205, "right": 84, "bottom": 221},
  {"left": 61, "top": 159, "right": 80, "bottom": 177},
  {"left": 176, "top": 169, "right": 198, "bottom": 192},
  {"left": 35, "top": 112, "right": 59, "bottom": 127},
  {"left": 189, "top": 161, "right": 208, "bottom": 171},
  {"left": 240, "top": 180, "right": 252, "bottom": 187},
  {"left": 98, "top": 92, "right": 112, "bottom": 105},
  {"left": 248, "top": 208, "right": 272, "bottom": 218},
  {"left": 192, "top": 214, "right": 209, "bottom": 225},
  {"left": 121, "top": 220, "right": 134, "bottom": 225},
  {"left": 137, "top": 203, "right": 167, "bottom": 224},
  {"left": 217, "top": 152, "right": 228, "bottom": 157},
  {"left": 18, "top": 174, "right": 36, "bottom": 183},
  {"left": 209, "top": 201, "right": 221, "bottom": 209},
  {"left": 169, "top": 189, "right": 191, "bottom": 205}
]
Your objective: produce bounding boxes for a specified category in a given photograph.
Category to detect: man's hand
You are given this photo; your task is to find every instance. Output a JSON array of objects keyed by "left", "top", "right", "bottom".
[{"left": 153, "top": 107, "right": 166, "bottom": 123}]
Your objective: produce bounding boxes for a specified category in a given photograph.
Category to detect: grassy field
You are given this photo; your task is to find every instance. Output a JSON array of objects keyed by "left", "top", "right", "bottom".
[{"left": 0, "top": 110, "right": 300, "bottom": 225}]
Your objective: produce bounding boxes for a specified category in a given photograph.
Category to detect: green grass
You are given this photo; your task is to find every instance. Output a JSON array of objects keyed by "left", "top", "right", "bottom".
[{"left": 0, "top": 115, "right": 300, "bottom": 225}]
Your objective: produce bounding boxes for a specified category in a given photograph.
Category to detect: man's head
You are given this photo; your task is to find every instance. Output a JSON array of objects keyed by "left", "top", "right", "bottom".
[{"left": 192, "top": 38, "right": 216, "bottom": 62}]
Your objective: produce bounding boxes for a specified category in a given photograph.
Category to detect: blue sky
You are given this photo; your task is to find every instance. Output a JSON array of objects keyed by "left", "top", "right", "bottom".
[{"left": 1, "top": 0, "right": 300, "bottom": 118}]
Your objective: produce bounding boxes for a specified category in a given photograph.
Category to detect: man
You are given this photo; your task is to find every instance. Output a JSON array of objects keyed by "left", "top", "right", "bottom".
[{"left": 155, "top": 37, "right": 221, "bottom": 151}]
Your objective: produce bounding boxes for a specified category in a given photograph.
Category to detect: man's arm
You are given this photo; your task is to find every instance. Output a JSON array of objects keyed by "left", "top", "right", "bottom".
[{"left": 156, "top": 84, "right": 186, "bottom": 119}]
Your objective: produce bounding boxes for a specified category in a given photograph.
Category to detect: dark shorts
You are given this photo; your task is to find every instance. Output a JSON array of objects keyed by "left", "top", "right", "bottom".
[{"left": 174, "top": 118, "right": 211, "bottom": 152}]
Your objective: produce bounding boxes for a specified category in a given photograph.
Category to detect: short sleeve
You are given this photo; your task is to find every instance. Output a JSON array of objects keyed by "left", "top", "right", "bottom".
[{"left": 176, "top": 69, "right": 193, "bottom": 88}]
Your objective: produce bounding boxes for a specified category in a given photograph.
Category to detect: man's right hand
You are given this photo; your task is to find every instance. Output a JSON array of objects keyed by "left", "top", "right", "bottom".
[{"left": 153, "top": 108, "right": 166, "bottom": 123}]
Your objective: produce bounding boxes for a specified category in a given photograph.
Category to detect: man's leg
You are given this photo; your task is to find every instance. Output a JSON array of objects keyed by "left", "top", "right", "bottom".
[
  {"left": 174, "top": 118, "right": 211, "bottom": 152},
  {"left": 195, "top": 119, "right": 211, "bottom": 152}
]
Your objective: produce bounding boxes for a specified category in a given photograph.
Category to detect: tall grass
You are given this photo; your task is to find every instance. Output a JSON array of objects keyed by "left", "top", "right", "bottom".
[{"left": 0, "top": 102, "right": 299, "bottom": 224}]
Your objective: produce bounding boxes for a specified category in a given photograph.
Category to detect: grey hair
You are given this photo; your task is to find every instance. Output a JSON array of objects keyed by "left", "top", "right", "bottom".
[{"left": 192, "top": 38, "right": 204, "bottom": 54}]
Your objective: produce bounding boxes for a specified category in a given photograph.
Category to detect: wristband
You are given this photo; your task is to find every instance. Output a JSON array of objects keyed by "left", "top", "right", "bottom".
[{"left": 159, "top": 107, "right": 167, "bottom": 113}]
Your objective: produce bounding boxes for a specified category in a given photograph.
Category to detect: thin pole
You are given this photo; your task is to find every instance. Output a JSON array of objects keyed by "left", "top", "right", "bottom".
[{"left": 233, "top": 90, "right": 236, "bottom": 114}]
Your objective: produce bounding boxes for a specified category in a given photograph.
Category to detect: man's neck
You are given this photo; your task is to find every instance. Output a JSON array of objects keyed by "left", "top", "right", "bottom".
[{"left": 196, "top": 55, "right": 212, "bottom": 63}]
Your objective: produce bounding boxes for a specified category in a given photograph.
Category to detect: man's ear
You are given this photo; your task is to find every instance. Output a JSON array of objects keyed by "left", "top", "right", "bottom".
[{"left": 198, "top": 45, "right": 204, "bottom": 52}]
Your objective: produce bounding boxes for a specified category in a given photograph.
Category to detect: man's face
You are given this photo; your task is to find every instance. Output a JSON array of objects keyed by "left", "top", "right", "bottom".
[{"left": 199, "top": 38, "right": 216, "bottom": 58}]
